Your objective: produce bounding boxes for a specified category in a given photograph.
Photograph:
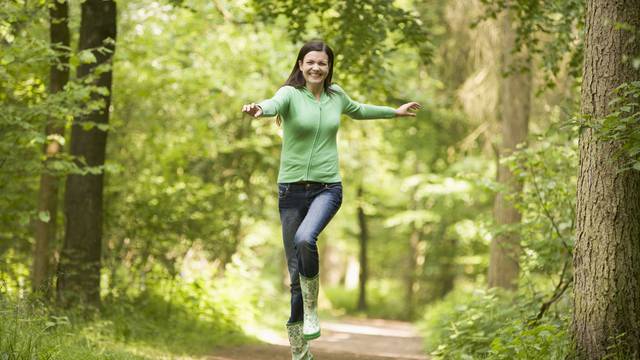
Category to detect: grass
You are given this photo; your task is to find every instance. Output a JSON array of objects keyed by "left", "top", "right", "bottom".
[{"left": 0, "top": 290, "right": 254, "bottom": 360}]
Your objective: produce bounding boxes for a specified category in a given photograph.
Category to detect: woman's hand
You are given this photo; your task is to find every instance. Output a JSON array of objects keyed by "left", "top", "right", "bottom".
[
  {"left": 242, "top": 103, "right": 263, "bottom": 118},
  {"left": 394, "top": 102, "right": 422, "bottom": 117}
]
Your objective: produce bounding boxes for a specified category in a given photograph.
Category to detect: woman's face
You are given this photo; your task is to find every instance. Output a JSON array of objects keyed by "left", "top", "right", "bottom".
[{"left": 298, "top": 51, "right": 330, "bottom": 87}]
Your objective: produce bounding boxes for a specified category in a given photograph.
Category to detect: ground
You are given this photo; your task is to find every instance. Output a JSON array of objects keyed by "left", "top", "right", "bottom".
[{"left": 208, "top": 317, "right": 429, "bottom": 360}]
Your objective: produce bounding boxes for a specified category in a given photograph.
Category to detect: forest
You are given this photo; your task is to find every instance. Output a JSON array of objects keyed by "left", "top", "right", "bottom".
[{"left": 1, "top": 0, "right": 639, "bottom": 359}]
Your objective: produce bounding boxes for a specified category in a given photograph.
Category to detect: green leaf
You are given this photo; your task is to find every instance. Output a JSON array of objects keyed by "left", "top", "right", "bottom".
[
  {"left": 78, "top": 50, "right": 97, "bottom": 64},
  {"left": 1, "top": 54, "right": 15, "bottom": 65},
  {"left": 81, "top": 122, "right": 95, "bottom": 130},
  {"left": 38, "top": 211, "right": 50, "bottom": 223}
]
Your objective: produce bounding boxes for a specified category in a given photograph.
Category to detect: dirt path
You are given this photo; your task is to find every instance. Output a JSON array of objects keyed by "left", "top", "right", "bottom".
[{"left": 207, "top": 317, "right": 429, "bottom": 360}]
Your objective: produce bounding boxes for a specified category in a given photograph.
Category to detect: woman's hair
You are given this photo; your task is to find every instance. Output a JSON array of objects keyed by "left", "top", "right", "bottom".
[{"left": 276, "top": 40, "right": 336, "bottom": 126}]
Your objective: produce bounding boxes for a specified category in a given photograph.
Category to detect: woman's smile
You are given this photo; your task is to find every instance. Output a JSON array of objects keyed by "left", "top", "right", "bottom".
[{"left": 299, "top": 51, "right": 330, "bottom": 85}]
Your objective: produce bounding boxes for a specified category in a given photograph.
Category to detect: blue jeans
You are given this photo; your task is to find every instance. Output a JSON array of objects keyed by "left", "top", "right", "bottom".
[{"left": 278, "top": 181, "right": 343, "bottom": 324}]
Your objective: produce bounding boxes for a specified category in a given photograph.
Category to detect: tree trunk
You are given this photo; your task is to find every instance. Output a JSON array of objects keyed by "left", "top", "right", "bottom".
[
  {"left": 57, "top": 0, "right": 116, "bottom": 307},
  {"left": 488, "top": 11, "right": 531, "bottom": 290},
  {"left": 33, "top": 0, "right": 70, "bottom": 295},
  {"left": 572, "top": 0, "right": 640, "bottom": 358},
  {"left": 356, "top": 184, "right": 368, "bottom": 311},
  {"left": 404, "top": 174, "right": 423, "bottom": 319},
  {"left": 404, "top": 225, "right": 421, "bottom": 318}
]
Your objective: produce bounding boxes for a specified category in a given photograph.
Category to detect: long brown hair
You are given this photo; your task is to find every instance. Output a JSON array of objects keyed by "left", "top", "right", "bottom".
[{"left": 276, "top": 40, "right": 336, "bottom": 126}]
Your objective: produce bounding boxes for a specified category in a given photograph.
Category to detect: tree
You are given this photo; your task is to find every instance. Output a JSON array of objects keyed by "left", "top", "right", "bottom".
[
  {"left": 488, "top": 11, "right": 531, "bottom": 290},
  {"left": 572, "top": 0, "right": 640, "bottom": 357},
  {"left": 57, "top": 0, "right": 117, "bottom": 306},
  {"left": 356, "top": 184, "right": 368, "bottom": 311},
  {"left": 32, "top": 0, "right": 70, "bottom": 295}
]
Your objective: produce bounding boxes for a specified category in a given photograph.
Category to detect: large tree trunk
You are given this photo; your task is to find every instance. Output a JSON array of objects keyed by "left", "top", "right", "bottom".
[
  {"left": 57, "top": 0, "right": 116, "bottom": 307},
  {"left": 356, "top": 184, "right": 368, "bottom": 311},
  {"left": 32, "top": 0, "right": 70, "bottom": 294},
  {"left": 572, "top": 0, "right": 640, "bottom": 357},
  {"left": 487, "top": 11, "right": 531, "bottom": 290}
]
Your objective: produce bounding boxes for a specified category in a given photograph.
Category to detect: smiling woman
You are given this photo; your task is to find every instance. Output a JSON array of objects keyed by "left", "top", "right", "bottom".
[
  {"left": 275, "top": 41, "right": 337, "bottom": 127},
  {"left": 300, "top": 52, "right": 328, "bottom": 85},
  {"left": 241, "top": 40, "right": 421, "bottom": 360}
]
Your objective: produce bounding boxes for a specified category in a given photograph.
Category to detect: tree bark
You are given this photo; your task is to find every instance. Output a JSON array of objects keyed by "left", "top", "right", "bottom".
[
  {"left": 33, "top": 0, "right": 70, "bottom": 295},
  {"left": 488, "top": 11, "right": 531, "bottom": 290},
  {"left": 572, "top": 0, "right": 640, "bottom": 357},
  {"left": 57, "top": 0, "right": 116, "bottom": 307},
  {"left": 356, "top": 184, "right": 368, "bottom": 311}
]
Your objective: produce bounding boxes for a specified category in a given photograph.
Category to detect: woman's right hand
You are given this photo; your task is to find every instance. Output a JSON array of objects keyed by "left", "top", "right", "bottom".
[{"left": 242, "top": 103, "right": 263, "bottom": 117}]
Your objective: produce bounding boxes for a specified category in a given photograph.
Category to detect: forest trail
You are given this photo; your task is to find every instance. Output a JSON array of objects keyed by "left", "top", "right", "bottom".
[{"left": 208, "top": 317, "right": 429, "bottom": 360}]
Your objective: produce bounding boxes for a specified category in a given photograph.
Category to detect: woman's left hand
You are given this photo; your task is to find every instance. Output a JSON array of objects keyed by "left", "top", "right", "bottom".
[{"left": 394, "top": 102, "right": 422, "bottom": 117}]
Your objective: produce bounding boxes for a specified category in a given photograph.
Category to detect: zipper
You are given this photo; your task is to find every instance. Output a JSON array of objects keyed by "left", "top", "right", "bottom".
[{"left": 305, "top": 102, "right": 321, "bottom": 180}]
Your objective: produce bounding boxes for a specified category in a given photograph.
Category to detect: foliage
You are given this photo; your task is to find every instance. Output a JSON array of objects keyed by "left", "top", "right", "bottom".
[
  {"left": 577, "top": 81, "right": 640, "bottom": 171},
  {"left": 504, "top": 125, "right": 577, "bottom": 279},
  {"left": 0, "top": 0, "right": 118, "bottom": 273},
  {"left": 420, "top": 124, "right": 578, "bottom": 359},
  {"left": 250, "top": 0, "right": 433, "bottom": 93},
  {"left": 420, "top": 286, "right": 573, "bottom": 360},
  {"left": 478, "top": 0, "right": 585, "bottom": 90},
  {"left": 1, "top": 2, "right": 56, "bottom": 250},
  {"left": 0, "top": 266, "right": 252, "bottom": 359},
  {"left": 103, "top": 0, "right": 289, "bottom": 280},
  {"left": 1, "top": 293, "right": 143, "bottom": 359}
]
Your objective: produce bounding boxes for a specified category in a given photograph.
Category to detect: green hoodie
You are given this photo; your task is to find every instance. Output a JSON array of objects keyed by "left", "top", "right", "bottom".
[{"left": 258, "top": 84, "right": 396, "bottom": 183}]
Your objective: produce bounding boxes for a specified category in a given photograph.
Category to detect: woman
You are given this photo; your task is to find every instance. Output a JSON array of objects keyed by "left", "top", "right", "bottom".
[{"left": 242, "top": 40, "right": 420, "bottom": 360}]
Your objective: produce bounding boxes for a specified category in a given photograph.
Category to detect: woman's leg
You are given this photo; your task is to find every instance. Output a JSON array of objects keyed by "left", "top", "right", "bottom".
[
  {"left": 294, "top": 184, "right": 343, "bottom": 278},
  {"left": 294, "top": 183, "right": 342, "bottom": 340},
  {"left": 279, "top": 183, "right": 307, "bottom": 324}
]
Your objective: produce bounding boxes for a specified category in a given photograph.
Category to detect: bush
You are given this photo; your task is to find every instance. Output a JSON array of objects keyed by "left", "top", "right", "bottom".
[{"left": 419, "top": 286, "right": 572, "bottom": 360}]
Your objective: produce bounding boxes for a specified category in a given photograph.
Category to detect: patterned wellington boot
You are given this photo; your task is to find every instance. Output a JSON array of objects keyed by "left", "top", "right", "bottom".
[
  {"left": 286, "top": 321, "right": 314, "bottom": 360},
  {"left": 299, "top": 274, "right": 321, "bottom": 340}
]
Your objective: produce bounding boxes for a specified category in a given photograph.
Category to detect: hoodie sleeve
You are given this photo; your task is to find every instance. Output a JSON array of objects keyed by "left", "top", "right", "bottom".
[
  {"left": 257, "top": 86, "right": 293, "bottom": 117},
  {"left": 332, "top": 84, "right": 396, "bottom": 120}
]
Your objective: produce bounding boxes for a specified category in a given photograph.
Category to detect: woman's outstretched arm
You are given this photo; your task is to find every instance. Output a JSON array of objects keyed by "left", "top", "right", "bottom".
[
  {"left": 242, "top": 86, "right": 292, "bottom": 118},
  {"left": 333, "top": 84, "right": 421, "bottom": 119}
]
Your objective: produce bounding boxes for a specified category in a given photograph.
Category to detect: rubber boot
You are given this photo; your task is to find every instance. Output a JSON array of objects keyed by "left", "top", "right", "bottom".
[
  {"left": 299, "top": 274, "right": 321, "bottom": 340},
  {"left": 286, "top": 321, "right": 313, "bottom": 360}
]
